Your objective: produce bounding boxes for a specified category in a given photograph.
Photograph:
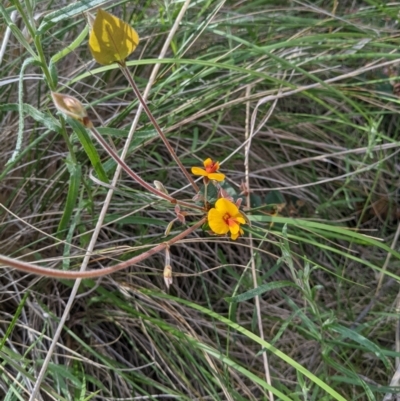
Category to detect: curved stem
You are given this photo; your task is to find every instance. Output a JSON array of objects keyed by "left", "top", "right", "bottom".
[
  {"left": 89, "top": 125, "right": 204, "bottom": 211},
  {"left": 0, "top": 218, "right": 205, "bottom": 279}
]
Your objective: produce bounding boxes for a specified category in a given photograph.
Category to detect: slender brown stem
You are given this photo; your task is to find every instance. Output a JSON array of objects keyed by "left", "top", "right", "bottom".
[
  {"left": 89, "top": 125, "right": 174, "bottom": 202},
  {"left": 0, "top": 218, "right": 206, "bottom": 279},
  {"left": 119, "top": 64, "right": 199, "bottom": 193},
  {"left": 89, "top": 125, "right": 204, "bottom": 211}
]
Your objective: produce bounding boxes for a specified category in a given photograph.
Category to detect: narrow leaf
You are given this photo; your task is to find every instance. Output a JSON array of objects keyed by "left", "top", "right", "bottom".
[
  {"left": 0, "top": 103, "right": 61, "bottom": 133},
  {"left": 226, "top": 281, "right": 299, "bottom": 303},
  {"left": 57, "top": 159, "right": 81, "bottom": 239},
  {"left": 37, "top": 0, "right": 105, "bottom": 34},
  {"left": 67, "top": 118, "right": 109, "bottom": 183}
]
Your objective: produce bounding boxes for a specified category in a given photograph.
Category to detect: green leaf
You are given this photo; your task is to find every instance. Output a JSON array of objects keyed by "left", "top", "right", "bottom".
[
  {"left": 48, "top": 59, "right": 59, "bottom": 87},
  {"left": 37, "top": 0, "right": 106, "bottom": 34},
  {"left": 0, "top": 4, "right": 37, "bottom": 58},
  {"left": 199, "top": 183, "right": 218, "bottom": 204},
  {"left": 144, "top": 290, "right": 348, "bottom": 401},
  {"left": 265, "top": 190, "right": 285, "bottom": 206},
  {"left": 46, "top": 362, "right": 83, "bottom": 387},
  {"left": 51, "top": 25, "right": 89, "bottom": 64},
  {"left": 67, "top": 117, "right": 109, "bottom": 183},
  {"left": 330, "top": 323, "right": 390, "bottom": 369},
  {"left": 0, "top": 292, "right": 29, "bottom": 352},
  {"left": 0, "top": 103, "right": 61, "bottom": 133},
  {"left": 249, "top": 193, "right": 262, "bottom": 208},
  {"left": 57, "top": 158, "right": 81, "bottom": 239},
  {"left": 226, "top": 281, "right": 299, "bottom": 303},
  {"left": 250, "top": 215, "right": 400, "bottom": 261}
]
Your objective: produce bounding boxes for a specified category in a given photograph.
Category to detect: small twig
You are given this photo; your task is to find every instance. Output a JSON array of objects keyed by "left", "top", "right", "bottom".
[
  {"left": 119, "top": 65, "right": 199, "bottom": 193},
  {"left": 88, "top": 125, "right": 203, "bottom": 211},
  {"left": 244, "top": 84, "right": 274, "bottom": 401},
  {"left": 0, "top": 219, "right": 205, "bottom": 280}
]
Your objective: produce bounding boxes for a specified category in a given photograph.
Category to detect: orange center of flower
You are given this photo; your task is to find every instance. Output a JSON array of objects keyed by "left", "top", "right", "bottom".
[
  {"left": 223, "top": 213, "right": 236, "bottom": 227},
  {"left": 205, "top": 162, "right": 217, "bottom": 173}
]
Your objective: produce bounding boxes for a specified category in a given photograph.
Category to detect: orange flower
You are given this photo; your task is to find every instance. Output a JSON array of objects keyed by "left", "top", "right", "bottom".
[
  {"left": 191, "top": 158, "right": 225, "bottom": 182},
  {"left": 208, "top": 198, "right": 245, "bottom": 240}
]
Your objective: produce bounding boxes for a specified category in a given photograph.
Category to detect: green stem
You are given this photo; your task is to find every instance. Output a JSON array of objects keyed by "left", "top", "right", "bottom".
[
  {"left": 12, "top": 0, "right": 77, "bottom": 163},
  {"left": 34, "top": 35, "right": 54, "bottom": 89}
]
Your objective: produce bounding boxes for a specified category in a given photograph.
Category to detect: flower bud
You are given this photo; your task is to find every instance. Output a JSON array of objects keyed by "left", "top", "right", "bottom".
[
  {"left": 51, "top": 92, "right": 92, "bottom": 127},
  {"left": 163, "top": 265, "right": 173, "bottom": 289}
]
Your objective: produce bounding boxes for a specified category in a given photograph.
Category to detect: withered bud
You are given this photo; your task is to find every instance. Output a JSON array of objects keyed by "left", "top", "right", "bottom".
[
  {"left": 51, "top": 92, "right": 92, "bottom": 127},
  {"left": 239, "top": 180, "right": 251, "bottom": 196},
  {"left": 192, "top": 193, "right": 203, "bottom": 202},
  {"left": 174, "top": 205, "right": 186, "bottom": 224},
  {"left": 163, "top": 265, "right": 173, "bottom": 289},
  {"left": 165, "top": 247, "right": 171, "bottom": 266},
  {"left": 218, "top": 186, "right": 234, "bottom": 203},
  {"left": 154, "top": 180, "right": 168, "bottom": 194},
  {"left": 164, "top": 220, "right": 175, "bottom": 236}
]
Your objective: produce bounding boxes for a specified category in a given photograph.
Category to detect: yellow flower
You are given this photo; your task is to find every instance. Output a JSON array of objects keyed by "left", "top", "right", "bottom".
[
  {"left": 191, "top": 158, "right": 225, "bottom": 182},
  {"left": 208, "top": 198, "right": 245, "bottom": 240}
]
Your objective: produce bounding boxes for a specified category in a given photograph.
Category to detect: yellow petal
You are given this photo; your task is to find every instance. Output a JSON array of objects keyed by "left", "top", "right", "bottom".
[
  {"left": 229, "top": 222, "right": 240, "bottom": 235},
  {"left": 231, "top": 231, "right": 239, "bottom": 240},
  {"left": 191, "top": 167, "right": 208, "bottom": 176},
  {"left": 236, "top": 215, "right": 246, "bottom": 224},
  {"left": 89, "top": 9, "right": 139, "bottom": 65},
  {"left": 208, "top": 173, "right": 225, "bottom": 182},
  {"left": 203, "top": 158, "right": 212, "bottom": 168},
  {"left": 208, "top": 209, "right": 229, "bottom": 234},
  {"left": 231, "top": 227, "right": 244, "bottom": 241},
  {"left": 215, "top": 198, "right": 239, "bottom": 216}
]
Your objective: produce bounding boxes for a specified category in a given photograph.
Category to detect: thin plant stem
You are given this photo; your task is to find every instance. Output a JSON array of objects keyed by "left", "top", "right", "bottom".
[
  {"left": 0, "top": 218, "right": 206, "bottom": 280},
  {"left": 119, "top": 64, "right": 199, "bottom": 193},
  {"left": 88, "top": 124, "right": 204, "bottom": 211},
  {"left": 245, "top": 85, "right": 274, "bottom": 401}
]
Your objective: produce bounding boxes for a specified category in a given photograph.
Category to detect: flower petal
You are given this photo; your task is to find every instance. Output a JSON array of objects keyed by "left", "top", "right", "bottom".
[
  {"left": 208, "top": 172, "right": 225, "bottom": 182},
  {"left": 203, "top": 158, "right": 213, "bottom": 168},
  {"left": 231, "top": 227, "right": 244, "bottom": 240},
  {"left": 235, "top": 215, "right": 246, "bottom": 224},
  {"left": 215, "top": 198, "right": 239, "bottom": 216},
  {"left": 208, "top": 208, "right": 229, "bottom": 234},
  {"left": 228, "top": 221, "right": 240, "bottom": 234},
  {"left": 191, "top": 167, "right": 208, "bottom": 177},
  {"left": 231, "top": 231, "right": 239, "bottom": 240},
  {"left": 214, "top": 161, "right": 220, "bottom": 170}
]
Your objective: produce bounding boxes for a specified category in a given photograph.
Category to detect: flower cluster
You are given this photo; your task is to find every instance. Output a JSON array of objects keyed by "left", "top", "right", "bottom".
[{"left": 192, "top": 158, "right": 246, "bottom": 240}]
